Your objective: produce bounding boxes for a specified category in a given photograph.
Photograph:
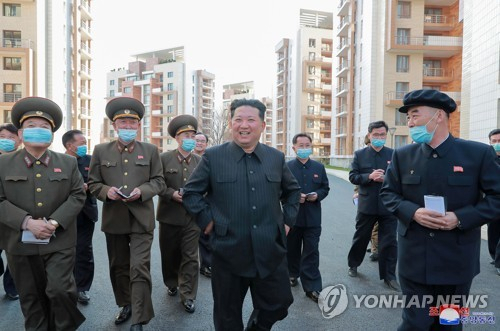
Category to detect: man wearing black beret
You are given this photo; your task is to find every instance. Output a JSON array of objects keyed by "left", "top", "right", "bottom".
[
  {"left": 0, "top": 97, "right": 86, "bottom": 329},
  {"left": 380, "top": 89, "right": 500, "bottom": 330}
]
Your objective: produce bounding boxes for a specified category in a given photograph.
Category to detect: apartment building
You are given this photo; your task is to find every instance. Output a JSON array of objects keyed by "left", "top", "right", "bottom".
[
  {"left": 261, "top": 96, "right": 273, "bottom": 146},
  {"left": 104, "top": 47, "right": 186, "bottom": 152},
  {"left": 0, "top": 0, "right": 94, "bottom": 151},
  {"left": 275, "top": 9, "right": 333, "bottom": 158},
  {"left": 332, "top": 0, "right": 463, "bottom": 167},
  {"left": 191, "top": 69, "right": 215, "bottom": 139}
]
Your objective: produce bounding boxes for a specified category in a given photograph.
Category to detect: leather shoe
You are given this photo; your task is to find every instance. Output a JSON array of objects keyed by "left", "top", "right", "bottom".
[
  {"left": 289, "top": 277, "right": 298, "bottom": 287},
  {"left": 348, "top": 267, "right": 358, "bottom": 277},
  {"left": 5, "top": 292, "right": 19, "bottom": 300},
  {"left": 200, "top": 266, "right": 212, "bottom": 278},
  {"left": 496, "top": 268, "right": 500, "bottom": 276},
  {"left": 384, "top": 279, "right": 401, "bottom": 292},
  {"left": 369, "top": 253, "right": 379, "bottom": 261},
  {"left": 115, "top": 304, "right": 132, "bottom": 325},
  {"left": 305, "top": 291, "right": 320, "bottom": 303},
  {"left": 183, "top": 299, "right": 195, "bottom": 313},
  {"left": 130, "top": 324, "right": 143, "bottom": 331},
  {"left": 77, "top": 291, "right": 90, "bottom": 304},
  {"left": 167, "top": 287, "right": 178, "bottom": 296}
]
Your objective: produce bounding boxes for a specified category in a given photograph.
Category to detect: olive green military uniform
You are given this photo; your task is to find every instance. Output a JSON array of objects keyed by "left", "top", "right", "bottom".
[
  {"left": 0, "top": 97, "right": 86, "bottom": 330},
  {"left": 88, "top": 97, "right": 165, "bottom": 326}
]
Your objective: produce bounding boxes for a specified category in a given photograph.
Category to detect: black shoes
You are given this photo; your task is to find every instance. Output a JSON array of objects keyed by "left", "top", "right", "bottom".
[
  {"left": 5, "top": 292, "right": 19, "bottom": 301},
  {"left": 167, "top": 287, "right": 178, "bottom": 296},
  {"left": 384, "top": 279, "right": 401, "bottom": 292},
  {"left": 130, "top": 324, "right": 143, "bottom": 331},
  {"left": 183, "top": 299, "right": 195, "bottom": 313},
  {"left": 348, "top": 267, "right": 358, "bottom": 277},
  {"left": 115, "top": 304, "right": 132, "bottom": 325},
  {"left": 496, "top": 268, "right": 500, "bottom": 276},
  {"left": 77, "top": 291, "right": 90, "bottom": 304},
  {"left": 369, "top": 252, "right": 379, "bottom": 261},
  {"left": 289, "top": 277, "right": 298, "bottom": 287},
  {"left": 305, "top": 291, "right": 320, "bottom": 303},
  {"left": 200, "top": 266, "right": 212, "bottom": 278}
]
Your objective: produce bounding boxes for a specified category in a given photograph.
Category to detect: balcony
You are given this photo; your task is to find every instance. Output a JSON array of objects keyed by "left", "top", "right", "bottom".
[
  {"left": 79, "top": 87, "right": 90, "bottom": 99},
  {"left": 424, "top": 14, "right": 457, "bottom": 31},
  {"left": 385, "top": 91, "right": 407, "bottom": 106},
  {"left": 422, "top": 67, "right": 454, "bottom": 84},
  {"left": 79, "top": 0, "right": 92, "bottom": 21},
  {"left": 79, "top": 107, "right": 92, "bottom": 119},
  {"left": 337, "top": 16, "right": 350, "bottom": 37},
  {"left": 336, "top": 39, "right": 349, "bottom": 57},
  {"left": 337, "top": 0, "right": 350, "bottom": 16},
  {"left": 305, "top": 110, "right": 332, "bottom": 119},
  {"left": 79, "top": 64, "right": 91, "bottom": 80},
  {"left": 336, "top": 61, "right": 349, "bottom": 77},
  {"left": 335, "top": 82, "right": 349, "bottom": 97},
  {"left": 79, "top": 21, "right": 92, "bottom": 40},
  {"left": 79, "top": 42, "right": 92, "bottom": 60},
  {"left": 303, "top": 56, "right": 332, "bottom": 67},
  {"left": 152, "top": 132, "right": 166, "bottom": 138},
  {"left": 152, "top": 109, "right": 169, "bottom": 117},
  {"left": 335, "top": 104, "right": 348, "bottom": 117},
  {"left": 390, "top": 36, "right": 462, "bottom": 57},
  {"left": 1, "top": 38, "right": 34, "bottom": 49}
]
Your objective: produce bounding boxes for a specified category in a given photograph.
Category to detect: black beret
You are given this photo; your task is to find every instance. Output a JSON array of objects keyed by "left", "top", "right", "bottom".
[
  {"left": 167, "top": 115, "right": 198, "bottom": 138},
  {"left": 11, "top": 97, "right": 63, "bottom": 132},
  {"left": 398, "top": 89, "right": 457, "bottom": 114},
  {"left": 106, "top": 97, "right": 145, "bottom": 121}
]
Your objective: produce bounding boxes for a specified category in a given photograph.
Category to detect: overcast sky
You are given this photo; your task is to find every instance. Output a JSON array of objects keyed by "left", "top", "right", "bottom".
[{"left": 90, "top": 0, "right": 334, "bottom": 137}]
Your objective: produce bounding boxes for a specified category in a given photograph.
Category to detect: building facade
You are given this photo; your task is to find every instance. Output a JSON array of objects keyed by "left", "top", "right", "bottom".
[{"left": 191, "top": 69, "right": 215, "bottom": 139}]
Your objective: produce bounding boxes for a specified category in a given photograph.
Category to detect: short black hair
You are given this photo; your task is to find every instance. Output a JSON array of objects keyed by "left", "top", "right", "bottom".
[
  {"left": 62, "top": 129, "right": 83, "bottom": 148},
  {"left": 488, "top": 129, "right": 500, "bottom": 140},
  {"left": 230, "top": 99, "right": 266, "bottom": 121},
  {"left": 292, "top": 133, "right": 312, "bottom": 144},
  {"left": 368, "top": 121, "right": 388, "bottom": 133},
  {"left": 0, "top": 123, "right": 18, "bottom": 135},
  {"left": 195, "top": 132, "right": 209, "bottom": 142}
]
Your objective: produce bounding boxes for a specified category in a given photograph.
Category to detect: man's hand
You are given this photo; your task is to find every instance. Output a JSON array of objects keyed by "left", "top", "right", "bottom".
[
  {"left": 413, "top": 208, "right": 459, "bottom": 230},
  {"left": 123, "top": 188, "right": 141, "bottom": 202},
  {"left": 369, "top": 169, "right": 385, "bottom": 182},
  {"left": 306, "top": 192, "right": 318, "bottom": 202},
  {"left": 107, "top": 186, "right": 122, "bottom": 201},
  {"left": 204, "top": 221, "right": 214, "bottom": 235},
  {"left": 172, "top": 190, "right": 183, "bottom": 203},
  {"left": 83, "top": 183, "right": 88, "bottom": 191},
  {"left": 285, "top": 224, "right": 290, "bottom": 236},
  {"left": 299, "top": 193, "right": 306, "bottom": 204},
  {"left": 26, "top": 218, "right": 56, "bottom": 240}
]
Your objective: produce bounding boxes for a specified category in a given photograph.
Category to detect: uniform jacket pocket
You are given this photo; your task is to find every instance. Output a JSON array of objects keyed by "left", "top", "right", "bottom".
[
  {"left": 402, "top": 175, "right": 420, "bottom": 185},
  {"left": 49, "top": 174, "right": 69, "bottom": 182},
  {"left": 5, "top": 175, "right": 28, "bottom": 181},
  {"left": 101, "top": 161, "right": 117, "bottom": 168},
  {"left": 448, "top": 176, "right": 472, "bottom": 186}
]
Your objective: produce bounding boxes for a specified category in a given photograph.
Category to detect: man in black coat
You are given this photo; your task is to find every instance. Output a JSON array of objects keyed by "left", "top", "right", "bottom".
[
  {"left": 380, "top": 89, "right": 500, "bottom": 330},
  {"left": 487, "top": 128, "right": 500, "bottom": 275},
  {"left": 63, "top": 130, "right": 98, "bottom": 304},
  {"left": 183, "top": 99, "right": 300, "bottom": 331},
  {"left": 348, "top": 121, "right": 398, "bottom": 291},
  {"left": 286, "top": 133, "right": 330, "bottom": 303}
]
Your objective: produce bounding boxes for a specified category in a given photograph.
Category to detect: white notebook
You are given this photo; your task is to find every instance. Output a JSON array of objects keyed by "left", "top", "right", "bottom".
[
  {"left": 22, "top": 230, "right": 50, "bottom": 244},
  {"left": 424, "top": 195, "right": 446, "bottom": 216}
]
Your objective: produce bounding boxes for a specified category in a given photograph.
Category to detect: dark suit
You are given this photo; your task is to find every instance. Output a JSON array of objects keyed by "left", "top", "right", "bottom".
[
  {"left": 183, "top": 142, "right": 301, "bottom": 331},
  {"left": 74, "top": 154, "right": 98, "bottom": 293},
  {"left": 0, "top": 149, "right": 86, "bottom": 330},
  {"left": 380, "top": 135, "right": 500, "bottom": 330},
  {"left": 348, "top": 146, "right": 397, "bottom": 281},
  {"left": 487, "top": 155, "right": 500, "bottom": 268},
  {"left": 157, "top": 150, "right": 201, "bottom": 302},
  {"left": 286, "top": 158, "right": 330, "bottom": 293},
  {"left": 88, "top": 140, "right": 165, "bottom": 325}
]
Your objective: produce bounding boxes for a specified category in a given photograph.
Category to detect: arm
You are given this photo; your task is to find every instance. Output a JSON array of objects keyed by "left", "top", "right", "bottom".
[
  {"left": 88, "top": 145, "right": 111, "bottom": 202},
  {"left": 136, "top": 146, "right": 166, "bottom": 201},
  {"left": 281, "top": 156, "right": 301, "bottom": 227},
  {"left": 349, "top": 151, "right": 370, "bottom": 185},
  {"left": 315, "top": 164, "right": 330, "bottom": 201},
  {"left": 183, "top": 154, "right": 213, "bottom": 230}
]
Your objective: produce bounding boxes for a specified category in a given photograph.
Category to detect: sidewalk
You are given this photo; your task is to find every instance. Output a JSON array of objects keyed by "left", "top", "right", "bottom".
[{"left": 325, "top": 168, "right": 489, "bottom": 240}]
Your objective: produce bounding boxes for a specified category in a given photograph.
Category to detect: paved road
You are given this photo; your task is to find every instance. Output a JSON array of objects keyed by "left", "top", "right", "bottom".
[{"left": 1, "top": 173, "right": 499, "bottom": 330}]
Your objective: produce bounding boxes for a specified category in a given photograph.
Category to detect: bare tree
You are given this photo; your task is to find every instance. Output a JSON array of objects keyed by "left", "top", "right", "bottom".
[{"left": 210, "top": 106, "right": 231, "bottom": 146}]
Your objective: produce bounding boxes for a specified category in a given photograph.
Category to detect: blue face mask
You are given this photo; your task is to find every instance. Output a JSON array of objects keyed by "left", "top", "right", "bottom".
[
  {"left": 181, "top": 138, "right": 196, "bottom": 152},
  {"left": 23, "top": 127, "right": 52, "bottom": 144},
  {"left": 76, "top": 145, "right": 87, "bottom": 157},
  {"left": 371, "top": 139, "right": 386, "bottom": 148},
  {"left": 493, "top": 144, "right": 500, "bottom": 153},
  {"left": 296, "top": 148, "right": 312, "bottom": 159},
  {"left": 409, "top": 111, "right": 439, "bottom": 144},
  {"left": 118, "top": 129, "right": 137, "bottom": 144},
  {"left": 0, "top": 138, "right": 16, "bottom": 152}
]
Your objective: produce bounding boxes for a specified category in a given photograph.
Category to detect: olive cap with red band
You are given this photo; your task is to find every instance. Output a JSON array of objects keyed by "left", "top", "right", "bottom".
[
  {"left": 11, "top": 97, "right": 63, "bottom": 132},
  {"left": 167, "top": 114, "right": 198, "bottom": 138},
  {"left": 105, "top": 97, "right": 145, "bottom": 121}
]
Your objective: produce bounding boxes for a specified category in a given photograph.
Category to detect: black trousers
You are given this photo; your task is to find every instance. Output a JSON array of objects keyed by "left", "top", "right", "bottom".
[
  {"left": 398, "top": 275, "right": 472, "bottom": 331},
  {"left": 1, "top": 251, "right": 17, "bottom": 295},
  {"left": 73, "top": 213, "right": 95, "bottom": 292},
  {"left": 211, "top": 257, "right": 293, "bottom": 331},
  {"left": 347, "top": 212, "right": 397, "bottom": 280},
  {"left": 487, "top": 220, "right": 500, "bottom": 263},
  {"left": 199, "top": 232, "right": 212, "bottom": 269},
  {"left": 287, "top": 226, "right": 322, "bottom": 292}
]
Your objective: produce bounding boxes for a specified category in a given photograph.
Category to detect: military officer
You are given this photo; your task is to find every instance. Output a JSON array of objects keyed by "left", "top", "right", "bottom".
[
  {"left": 88, "top": 97, "right": 165, "bottom": 331},
  {"left": 0, "top": 97, "right": 86, "bottom": 330},
  {"left": 157, "top": 115, "right": 201, "bottom": 313},
  {"left": 380, "top": 89, "right": 500, "bottom": 330},
  {"left": 63, "top": 129, "right": 99, "bottom": 304}
]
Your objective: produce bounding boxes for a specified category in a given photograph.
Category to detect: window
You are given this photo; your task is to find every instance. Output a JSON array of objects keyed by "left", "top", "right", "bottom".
[
  {"left": 395, "top": 108, "right": 406, "bottom": 125},
  {"left": 3, "top": 3, "right": 20, "bottom": 17},
  {"left": 308, "top": 66, "right": 315, "bottom": 75},
  {"left": 396, "top": 55, "right": 409, "bottom": 73},
  {"left": 143, "top": 95, "right": 150, "bottom": 105},
  {"left": 423, "top": 60, "right": 442, "bottom": 77},
  {"left": 2, "top": 30, "right": 21, "bottom": 47},
  {"left": 309, "top": 38, "right": 316, "bottom": 47},
  {"left": 110, "top": 80, "right": 115, "bottom": 86},
  {"left": 109, "top": 90, "right": 115, "bottom": 97},
  {"left": 167, "top": 71, "right": 173, "bottom": 78},
  {"left": 167, "top": 94, "right": 173, "bottom": 100},
  {"left": 397, "top": 1, "right": 411, "bottom": 18},
  {"left": 308, "top": 93, "right": 315, "bottom": 102},
  {"left": 123, "top": 87, "right": 132, "bottom": 93},
  {"left": 359, "top": 43, "right": 362, "bottom": 61},
  {"left": 309, "top": 52, "right": 316, "bottom": 61},
  {"left": 396, "top": 28, "right": 410, "bottom": 45},
  {"left": 306, "top": 120, "right": 314, "bottom": 128},
  {"left": 308, "top": 79, "right": 315, "bottom": 88},
  {"left": 143, "top": 73, "right": 153, "bottom": 80},
  {"left": 3, "top": 83, "right": 21, "bottom": 102},
  {"left": 359, "top": 67, "right": 362, "bottom": 85},
  {"left": 395, "top": 135, "right": 408, "bottom": 148},
  {"left": 3, "top": 57, "right": 21, "bottom": 70},
  {"left": 167, "top": 105, "right": 173, "bottom": 113},
  {"left": 167, "top": 83, "right": 174, "bottom": 91},
  {"left": 3, "top": 109, "right": 11, "bottom": 123},
  {"left": 307, "top": 105, "right": 315, "bottom": 114},
  {"left": 358, "top": 90, "right": 362, "bottom": 108},
  {"left": 396, "top": 82, "right": 409, "bottom": 99}
]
